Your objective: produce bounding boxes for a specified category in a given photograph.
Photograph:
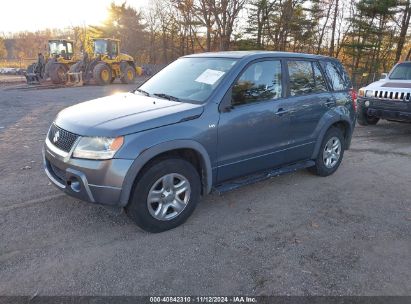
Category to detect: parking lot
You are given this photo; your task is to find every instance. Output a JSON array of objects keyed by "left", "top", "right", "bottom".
[{"left": 0, "top": 84, "right": 410, "bottom": 296}]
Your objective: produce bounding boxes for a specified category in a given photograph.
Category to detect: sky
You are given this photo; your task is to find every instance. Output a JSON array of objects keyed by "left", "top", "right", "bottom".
[{"left": 0, "top": 0, "right": 150, "bottom": 34}]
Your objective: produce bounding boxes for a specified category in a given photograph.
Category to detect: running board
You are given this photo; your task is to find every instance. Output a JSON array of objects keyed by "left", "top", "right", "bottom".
[{"left": 213, "top": 160, "right": 315, "bottom": 195}]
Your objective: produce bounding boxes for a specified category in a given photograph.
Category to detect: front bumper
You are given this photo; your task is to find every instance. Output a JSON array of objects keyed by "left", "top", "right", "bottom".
[
  {"left": 357, "top": 97, "right": 411, "bottom": 122},
  {"left": 43, "top": 139, "right": 133, "bottom": 206}
]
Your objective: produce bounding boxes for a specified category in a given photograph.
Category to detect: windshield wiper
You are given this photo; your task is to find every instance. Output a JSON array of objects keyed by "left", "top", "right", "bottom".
[
  {"left": 153, "top": 93, "right": 181, "bottom": 102},
  {"left": 134, "top": 88, "right": 150, "bottom": 96}
]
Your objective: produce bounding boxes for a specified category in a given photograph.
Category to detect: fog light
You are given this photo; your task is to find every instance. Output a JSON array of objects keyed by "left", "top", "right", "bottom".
[
  {"left": 68, "top": 177, "right": 81, "bottom": 192},
  {"left": 365, "top": 100, "right": 370, "bottom": 107}
]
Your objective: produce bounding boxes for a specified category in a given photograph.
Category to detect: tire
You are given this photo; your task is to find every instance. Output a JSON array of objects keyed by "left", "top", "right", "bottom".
[
  {"left": 49, "top": 63, "right": 68, "bottom": 84},
  {"left": 126, "top": 158, "right": 201, "bottom": 233},
  {"left": 309, "top": 127, "right": 345, "bottom": 177},
  {"left": 93, "top": 63, "right": 112, "bottom": 85},
  {"left": 357, "top": 109, "right": 380, "bottom": 126},
  {"left": 120, "top": 63, "right": 136, "bottom": 84}
]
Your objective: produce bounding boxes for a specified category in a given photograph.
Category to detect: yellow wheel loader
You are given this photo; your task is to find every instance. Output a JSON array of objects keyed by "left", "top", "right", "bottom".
[
  {"left": 25, "top": 39, "right": 78, "bottom": 84},
  {"left": 68, "top": 38, "right": 141, "bottom": 86}
]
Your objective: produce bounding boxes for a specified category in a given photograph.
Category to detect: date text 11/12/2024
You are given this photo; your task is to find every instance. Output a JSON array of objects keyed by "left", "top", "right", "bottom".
[{"left": 149, "top": 296, "right": 257, "bottom": 303}]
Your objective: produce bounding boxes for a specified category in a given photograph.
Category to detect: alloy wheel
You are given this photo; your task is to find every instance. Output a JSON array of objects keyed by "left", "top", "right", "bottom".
[
  {"left": 147, "top": 173, "right": 191, "bottom": 221},
  {"left": 323, "top": 136, "right": 341, "bottom": 168}
]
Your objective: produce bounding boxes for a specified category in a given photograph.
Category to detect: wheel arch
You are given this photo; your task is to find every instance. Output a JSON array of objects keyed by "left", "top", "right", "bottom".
[
  {"left": 128, "top": 60, "right": 136, "bottom": 69},
  {"left": 120, "top": 60, "right": 135, "bottom": 70},
  {"left": 119, "top": 140, "right": 212, "bottom": 207},
  {"left": 311, "top": 116, "right": 353, "bottom": 159}
]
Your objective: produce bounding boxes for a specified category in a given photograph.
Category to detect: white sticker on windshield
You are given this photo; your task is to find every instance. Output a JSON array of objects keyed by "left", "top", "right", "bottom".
[{"left": 195, "top": 69, "right": 225, "bottom": 85}]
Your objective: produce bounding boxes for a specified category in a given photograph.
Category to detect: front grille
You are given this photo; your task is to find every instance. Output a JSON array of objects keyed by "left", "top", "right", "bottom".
[
  {"left": 371, "top": 100, "right": 408, "bottom": 110},
  {"left": 48, "top": 124, "right": 79, "bottom": 152},
  {"left": 50, "top": 163, "right": 66, "bottom": 183},
  {"left": 372, "top": 90, "right": 411, "bottom": 101}
]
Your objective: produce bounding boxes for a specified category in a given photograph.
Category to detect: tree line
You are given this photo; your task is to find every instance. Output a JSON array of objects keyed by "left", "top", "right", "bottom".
[{"left": 2, "top": 0, "right": 411, "bottom": 86}]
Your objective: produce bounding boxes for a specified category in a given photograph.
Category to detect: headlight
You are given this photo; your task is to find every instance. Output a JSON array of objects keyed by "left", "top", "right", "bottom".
[
  {"left": 73, "top": 136, "right": 124, "bottom": 160},
  {"left": 358, "top": 88, "right": 365, "bottom": 97},
  {"left": 365, "top": 90, "right": 374, "bottom": 97}
]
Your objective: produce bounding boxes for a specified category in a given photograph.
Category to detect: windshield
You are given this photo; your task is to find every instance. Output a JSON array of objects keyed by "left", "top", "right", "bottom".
[
  {"left": 94, "top": 40, "right": 108, "bottom": 54},
  {"left": 49, "top": 41, "right": 66, "bottom": 55},
  {"left": 138, "top": 57, "right": 238, "bottom": 103},
  {"left": 389, "top": 63, "right": 411, "bottom": 80}
]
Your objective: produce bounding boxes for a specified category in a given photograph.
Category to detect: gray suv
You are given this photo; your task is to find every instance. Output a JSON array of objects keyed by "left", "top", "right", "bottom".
[{"left": 43, "top": 51, "right": 356, "bottom": 232}]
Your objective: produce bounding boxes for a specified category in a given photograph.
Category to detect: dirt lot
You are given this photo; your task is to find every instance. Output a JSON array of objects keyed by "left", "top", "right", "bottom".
[{"left": 0, "top": 84, "right": 410, "bottom": 296}]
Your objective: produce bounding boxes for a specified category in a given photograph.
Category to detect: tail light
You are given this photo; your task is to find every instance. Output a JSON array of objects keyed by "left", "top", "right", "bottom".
[{"left": 350, "top": 89, "right": 357, "bottom": 111}]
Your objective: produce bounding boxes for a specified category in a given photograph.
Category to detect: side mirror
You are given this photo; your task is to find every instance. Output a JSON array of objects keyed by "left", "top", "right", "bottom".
[{"left": 380, "top": 73, "right": 388, "bottom": 80}]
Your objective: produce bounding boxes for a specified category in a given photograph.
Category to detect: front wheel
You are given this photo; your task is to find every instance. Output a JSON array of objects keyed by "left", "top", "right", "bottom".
[
  {"left": 49, "top": 63, "right": 68, "bottom": 84},
  {"left": 357, "top": 109, "right": 380, "bottom": 126},
  {"left": 309, "top": 127, "right": 345, "bottom": 177},
  {"left": 126, "top": 158, "right": 201, "bottom": 233},
  {"left": 93, "top": 63, "right": 112, "bottom": 85}
]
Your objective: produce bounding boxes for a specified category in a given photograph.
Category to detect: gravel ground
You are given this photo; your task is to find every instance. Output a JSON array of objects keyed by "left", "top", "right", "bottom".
[
  {"left": 0, "top": 75, "right": 25, "bottom": 86},
  {"left": 0, "top": 84, "right": 410, "bottom": 296}
]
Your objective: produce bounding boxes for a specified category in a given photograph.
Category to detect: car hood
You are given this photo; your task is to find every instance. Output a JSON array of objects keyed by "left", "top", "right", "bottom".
[
  {"left": 55, "top": 92, "right": 204, "bottom": 137},
  {"left": 365, "top": 79, "right": 411, "bottom": 91}
]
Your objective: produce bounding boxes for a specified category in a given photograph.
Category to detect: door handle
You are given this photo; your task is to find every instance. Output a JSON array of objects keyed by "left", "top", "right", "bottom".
[{"left": 275, "top": 108, "right": 290, "bottom": 116}]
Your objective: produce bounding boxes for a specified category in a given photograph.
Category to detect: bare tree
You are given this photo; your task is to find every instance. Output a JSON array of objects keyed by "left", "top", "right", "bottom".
[
  {"left": 208, "top": 0, "right": 246, "bottom": 51},
  {"left": 395, "top": 0, "right": 411, "bottom": 62},
  {"left": 195, "top": 0, "right": 215, "bottom": 51}
]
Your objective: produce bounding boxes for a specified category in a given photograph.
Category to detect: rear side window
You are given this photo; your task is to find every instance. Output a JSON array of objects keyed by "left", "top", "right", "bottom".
[
  {"left": 313, "top": 63, "right": 328, "bottom": 92},
  {"left": 287, "top": 60, "right": 328, "bottom": 96},
  {"left": 324, "top": 61, "right": 347, "bottom": 91},
  {"left": 232, "top": 60, "right": 282, "bottom": 106}
]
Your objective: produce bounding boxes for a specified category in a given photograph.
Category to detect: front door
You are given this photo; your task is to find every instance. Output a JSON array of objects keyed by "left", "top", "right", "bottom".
[{"left": 216, "top": 59, "right": 290, "bottom": 182}]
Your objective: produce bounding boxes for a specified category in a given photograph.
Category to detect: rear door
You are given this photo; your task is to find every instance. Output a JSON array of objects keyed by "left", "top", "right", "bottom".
[
  {"left": 322, "top": 60, "right": 355, "bottom": 119},
  {"left": 282, "top": 59, "right": 334, "bottom": 160},
  {"left": 216, "top": 59, "right": 291, "bottom": 182}
]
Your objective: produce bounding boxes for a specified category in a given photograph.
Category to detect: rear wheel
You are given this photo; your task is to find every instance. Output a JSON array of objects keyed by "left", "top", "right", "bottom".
[
  {"left": 309, "top": 127, "right": 345, "bottom": 177},
  {"left": 49, "top": 63, "right": 68, "bottom": 84},
  {"left": 120, "top": 64, "right": 136, "bottom": 84},
  {"left": 126, "top": 158, "right": 201, "bottom": 233},
  {"left": 93, "top": 63, "right": 112, "bottom": 85}
]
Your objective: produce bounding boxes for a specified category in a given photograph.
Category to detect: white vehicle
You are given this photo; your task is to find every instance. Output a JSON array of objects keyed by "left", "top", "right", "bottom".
[{"left": 357, "top": 62, "right": 411, "bottom": 125}]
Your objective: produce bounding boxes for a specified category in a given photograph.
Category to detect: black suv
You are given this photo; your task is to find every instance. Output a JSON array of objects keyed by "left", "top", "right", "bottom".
[{"left": 44, "top": 51, "right": 356, "bottom": 232}]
